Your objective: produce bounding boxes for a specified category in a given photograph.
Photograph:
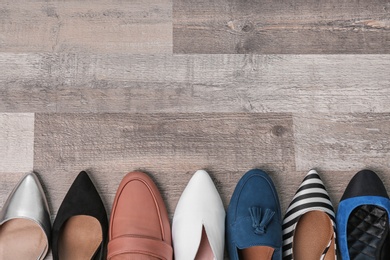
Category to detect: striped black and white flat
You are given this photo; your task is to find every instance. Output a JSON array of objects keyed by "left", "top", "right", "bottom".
[{"left": 282, "top": 170, "right": 337, "bottom": 260}]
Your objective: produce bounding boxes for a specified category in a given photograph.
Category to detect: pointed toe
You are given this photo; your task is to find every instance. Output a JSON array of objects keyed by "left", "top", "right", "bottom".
[
  {"left": 173, "top": 170, "right": 225, "bottom": 260},
  {"left": 191, "top": 169, "right": 214, "bottom": 187},
  {"left": 282, "top": 170, "right": 336, "bottom": 260},
  {"left": 52, "top": 171, "right": 108, "bottom": 260},
  {"left": 0, "top": 172, "right": 51, "bottom": 260}
]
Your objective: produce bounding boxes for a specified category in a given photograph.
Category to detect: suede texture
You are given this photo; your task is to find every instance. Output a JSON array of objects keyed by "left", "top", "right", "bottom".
[
  {"left": 226, "top": 169, "right": 282, "bottom": 260},
  {"left": 52, "top": 171, "right": 108, "bottom": 260}
]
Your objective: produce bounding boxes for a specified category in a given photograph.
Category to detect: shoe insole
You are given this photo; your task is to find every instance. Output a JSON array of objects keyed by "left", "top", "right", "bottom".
[
  {"left": 347, "top": 205, "right": 389, "bottom": 260},
  {"left": 293, "top": 211, "right": 334, "bottom": 260},
  {"left": 239, "top": 246, "right": 274, "bottom": 260},
  {"left": 195, "top": 227, "right": 214, "bottom": 260},
  {"left": 59, "top": 215, "right": 102, "bottom": 260},
  {"left": 0, "top": 218, "right": 47, "bottom": 259}
]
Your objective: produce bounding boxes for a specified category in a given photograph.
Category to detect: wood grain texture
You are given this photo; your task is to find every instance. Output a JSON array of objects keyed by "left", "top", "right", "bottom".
[
  {"left": 0, "top": 113, "right": 34, "bottom": 172},
  {"left": 0, "top": 0, "right": 172, "bottom": 53},
  {"left": 294, "top": 113, "right": 390, "bottom": 172},
  {"left": 33, "top": 113, "right": 295, "bottom": 217},
  {"left": 173, "top": 0, "right": 390, "bottom": 54},
  {"left": 0, "top": 0, "right": 389, "bottom": 259},
  {"left": 0, "top": 172, "right": 27, "bottom": 206},
  {"left": 0, "top": 53, "right": 389, "bottom": 113}
]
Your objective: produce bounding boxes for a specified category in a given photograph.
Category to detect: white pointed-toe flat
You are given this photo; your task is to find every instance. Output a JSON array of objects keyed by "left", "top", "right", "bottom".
[
  {"left": 0, "top": 173, "right": 51, "bottom": 260},
  {"left": 173, "top": 170, "right": 225, "bottom": 260}
]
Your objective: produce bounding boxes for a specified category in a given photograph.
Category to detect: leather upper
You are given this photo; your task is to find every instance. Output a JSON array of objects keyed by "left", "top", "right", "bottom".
[
  {"left": 341, "top": 170, "right": 389, "bottom": 201},
  {"left": 108, "top": 171, "right": 172, "bottom": 260},
  {"left": 282, "top": 170, "right": 336, "bottom": 260},
  {"left": 173, "top": 170, "right": 225, "bottom": 260},
  {"left": 0, "top": 173, "right": 51, "bottom": 260}
]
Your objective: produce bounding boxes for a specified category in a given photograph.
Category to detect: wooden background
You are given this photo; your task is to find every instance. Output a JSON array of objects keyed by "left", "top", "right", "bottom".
[{"left": 0, "top": 0, "right": 390, "bottom": 258}]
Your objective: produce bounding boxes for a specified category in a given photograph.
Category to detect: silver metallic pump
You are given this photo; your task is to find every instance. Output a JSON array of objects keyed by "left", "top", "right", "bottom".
[{"left": 0, "top": 173, "right": 51, "bottom": 260}]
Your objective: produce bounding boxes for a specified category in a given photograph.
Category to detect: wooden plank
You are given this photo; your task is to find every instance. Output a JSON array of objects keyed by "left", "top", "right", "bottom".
[
  {"left": 0, "top": 113, "right": 35, "bottom": 222},
  {"left": 0, "top": 0, "right": 172, "bottom": 53},
  {"left": 33, "top": 113, "right": 295, "bottom": 216},
  {"left": 173, "top": 0, "right": 390, "bottom": 54},
  {"left": 0, "top": 53, "right": 389, "bottom": 113},
  {"left": 0, "top": 172, "right": 27, "bottom": 206},
  {"left": 294, "top": 113, "right": 390, "bottom": 172},
  {"left": 0, "top": 113, "right": 34, "bottom": 172}
]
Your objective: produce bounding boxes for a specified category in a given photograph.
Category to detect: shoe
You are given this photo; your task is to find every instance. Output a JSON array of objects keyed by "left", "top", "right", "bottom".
[
  {"left": 173, "top": 170, "right": 225, "bottom": 260},
  {"left": 336, "top": 169, "right": 390, "bottom": 260},
  {"left": 0, "top": 173, "right": 51, "bottom": 260},
  {"left": 52, "top": 171, "right": 108, "bottom": 260},
  {"left": 226, "top": 169, "right": 282, "bottom": 260},
  {"left": 107, "top": 171, "right": 173, "bottom": 260},
  {"left": 282, "top": 169, "right": 336, "bottom": 260}
]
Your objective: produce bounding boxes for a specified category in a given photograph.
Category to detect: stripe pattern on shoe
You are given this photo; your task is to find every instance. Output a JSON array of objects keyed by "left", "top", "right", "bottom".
[{"left": 282, "top": 170, "right": 337, "bottom": 260}]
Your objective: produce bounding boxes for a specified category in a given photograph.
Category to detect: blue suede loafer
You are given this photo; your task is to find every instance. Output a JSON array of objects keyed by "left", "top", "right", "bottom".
[
  {"left": 337, "top": 169, "right": 390, "bottom": 260},
  {"left": 226, "top": 169, "right": 282, "bottom": 260}
]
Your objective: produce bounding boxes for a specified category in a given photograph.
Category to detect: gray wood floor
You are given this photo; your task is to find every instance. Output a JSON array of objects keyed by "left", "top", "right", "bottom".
[
  {"left": 174, "top": 0, "right": 390, "bottom": 53},
  {"left": 1, "top": 0, "right": 390, "bottom": 259}
]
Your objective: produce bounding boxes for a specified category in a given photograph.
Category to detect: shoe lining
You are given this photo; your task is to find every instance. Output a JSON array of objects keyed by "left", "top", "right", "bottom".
[
  {"left": 0, "top": 218, "right": 46, "bottom": 259},
  {"left": 239, "top": 246, "right": 274, "bottom": 260},
  {"left": 59, "top": 215, "right": 102, "bottom": 260},
  {"left": 293, "top": 211, "right": 334, "bottom": 260},
  {"left": 347, "top": 205, "right": 389, "bottom": 260},
  {"left": 195, "top": 226, "right": 214, "bottom": 260}
]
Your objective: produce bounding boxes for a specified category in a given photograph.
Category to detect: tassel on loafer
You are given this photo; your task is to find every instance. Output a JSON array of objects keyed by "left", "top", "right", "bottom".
[
  {"left": 336, "top": 169, "right": 390, "bottom": 260},
  {"left": 226, "top": 169, "right": 282, "bottom": 260},
  {"left": 52, "top": 171, "right": 108, "bottom": 260},
  {"left": 0, "top": 172, "right": 51, "bottom": 260},
  {"left": 282, "top": 169, "right": 337, "bottom": 260}
]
